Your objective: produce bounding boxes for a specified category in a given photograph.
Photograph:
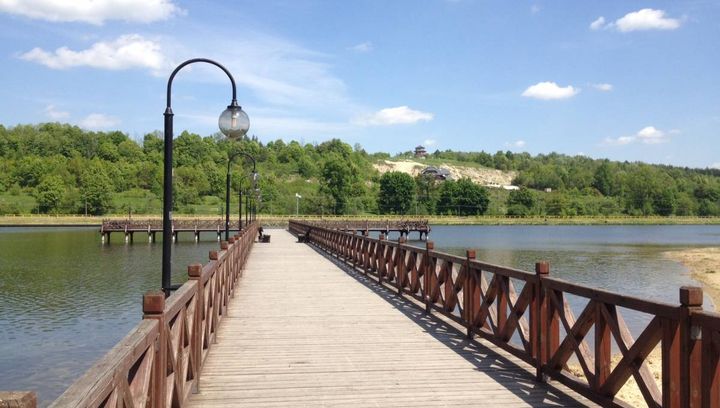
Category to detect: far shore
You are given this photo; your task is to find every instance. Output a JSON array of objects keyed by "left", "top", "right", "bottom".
[
  {"left": 1, "top": 214, "right": 719, "bottom": 227},
  {"left": 665, "top": 247, "right": 720, "bottom": 311}
]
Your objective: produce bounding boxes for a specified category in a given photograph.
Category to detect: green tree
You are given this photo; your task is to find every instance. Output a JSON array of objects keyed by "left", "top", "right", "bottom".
[
  {"left": 378, "top": 171, "right": 416, "bottom": 214},
  {"left": 34, "top": 175, "right": 65, "bottom": 213},
  {"left": 80, "top": 163, "right": 113, "bottom": 215},
  {"left": 453, "top": 178, "right": 489, "bottom": 215},
  {"left": 320, "top": 154, "right": 355, "bottom": 214},
  {"left": 507, "top": 187, "right": 537, "bottom": 216}
]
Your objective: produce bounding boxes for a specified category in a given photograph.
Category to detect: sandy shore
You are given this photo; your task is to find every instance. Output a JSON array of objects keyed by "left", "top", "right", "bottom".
[
  {"left": 567, "top": 247, "right": 720, "bottom": 406},
  {"left": 664, "top": 247, "right": 720, "bottom": 311}
]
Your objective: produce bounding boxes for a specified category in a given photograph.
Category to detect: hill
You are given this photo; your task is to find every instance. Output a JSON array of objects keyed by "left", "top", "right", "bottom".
[
  {"left": 373, "top": 159, "right": 516, "bottom": 187},
  {"left": 0, "top": 122, "right": 719, "bottom": 217}
]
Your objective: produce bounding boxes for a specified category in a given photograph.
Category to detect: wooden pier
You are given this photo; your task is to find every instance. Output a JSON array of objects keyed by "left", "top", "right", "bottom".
[
  {"left": 100, "top": 219, "right": 244, "bottom": 243},
  {"left": 6, "top": 219, "right": 720, "bottom": 407},
  {"left": 301, "top": 219, "right": 432, "bottom": 240}
]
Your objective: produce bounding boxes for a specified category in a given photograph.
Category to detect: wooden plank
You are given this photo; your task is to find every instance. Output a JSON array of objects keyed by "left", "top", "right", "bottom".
[{"left": 188, "top": 230, "right": 593, "bottom": 407}]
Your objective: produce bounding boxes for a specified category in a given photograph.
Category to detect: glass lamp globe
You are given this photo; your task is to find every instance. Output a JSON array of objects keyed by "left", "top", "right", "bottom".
[{"left": 218, "top": 104, "right": 249, "bottom": 139}]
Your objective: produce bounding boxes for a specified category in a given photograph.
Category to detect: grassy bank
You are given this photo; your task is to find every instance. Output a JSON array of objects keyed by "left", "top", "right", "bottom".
[{"left": 1, "top": 214, "right": 719, "bottom": 226}]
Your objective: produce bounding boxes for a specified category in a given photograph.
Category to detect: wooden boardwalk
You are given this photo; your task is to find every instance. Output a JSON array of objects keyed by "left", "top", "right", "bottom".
[{"left": 189, "top": 229, "right": 593, "bottom": 407}]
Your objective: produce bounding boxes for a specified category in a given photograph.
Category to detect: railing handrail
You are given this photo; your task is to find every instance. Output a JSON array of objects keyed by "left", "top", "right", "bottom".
[
  {"left": 288, "top": 219, "right": 720, "bottom": 408},
  {"left": 45, "top": 221, "right": 259, "bottom": 408}
]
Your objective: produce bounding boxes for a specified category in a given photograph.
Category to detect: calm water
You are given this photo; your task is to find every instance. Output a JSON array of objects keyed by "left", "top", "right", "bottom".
[
  {"left": 0, "top": 227, "right": 222, "bottom": 405},
  {"left": 1, "top": 225, "right": 719, "bottom": 405}
]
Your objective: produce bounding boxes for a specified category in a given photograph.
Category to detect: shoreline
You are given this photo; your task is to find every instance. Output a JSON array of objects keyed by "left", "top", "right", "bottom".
[
  {"left": 2, "top": 215, "right": 719, "bottom": 227},
  {"left": 664, "top": 247, "right": 720, "bottom": 311}
]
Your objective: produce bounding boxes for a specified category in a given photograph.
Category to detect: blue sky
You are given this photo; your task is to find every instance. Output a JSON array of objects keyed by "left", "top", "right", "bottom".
[{"left": 0, "top": 0, "right": 718, "bottom": 168}]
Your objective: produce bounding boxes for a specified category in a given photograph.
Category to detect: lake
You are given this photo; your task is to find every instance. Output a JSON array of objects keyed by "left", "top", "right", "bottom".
[{"left": 1, "top": 224, "right": 719, "bottom": 405}]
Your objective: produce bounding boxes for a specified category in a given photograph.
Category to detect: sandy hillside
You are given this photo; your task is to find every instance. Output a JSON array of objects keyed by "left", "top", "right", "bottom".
[{"left": 373, "top": 160, "right": 516, "bottom": 186}]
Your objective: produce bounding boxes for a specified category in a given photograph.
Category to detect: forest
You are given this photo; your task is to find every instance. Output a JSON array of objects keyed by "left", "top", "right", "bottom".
[{"left": 0, "top": 122, "right": 719, "bottom": 217}]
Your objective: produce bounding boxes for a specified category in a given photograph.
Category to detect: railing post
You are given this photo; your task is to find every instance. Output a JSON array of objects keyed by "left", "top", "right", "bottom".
[
  {"left": 397, "top": 236, "right": 406, "bottom": 295},
  {"left": 143, "top": 291, "right": 166, "bottom": 408},
  {"left": 464, "top": 250, "right": 476, "bottom": 339},
  {"left": 0, "top": 392, "right": 37, "bottom": 408},
  {"left": 533, "top": 261, "right": 556, "bottom": 382},
  {"left": 188, "top": 263, "right": 203, "bottom": 391},
  {"left": 378, "top": 234, "right": 385, "bottom": 285},
  {"left": 680, "top": 286, "right": 703, "bottom": 408},
  {"left": 424, "top": 241, "right": 434, "bottom": 314}
]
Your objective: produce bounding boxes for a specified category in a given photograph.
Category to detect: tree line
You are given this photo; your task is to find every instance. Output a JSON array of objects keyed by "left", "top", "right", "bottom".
[{"left": 0, "top": 122, "right": 718, "bottom": 217}]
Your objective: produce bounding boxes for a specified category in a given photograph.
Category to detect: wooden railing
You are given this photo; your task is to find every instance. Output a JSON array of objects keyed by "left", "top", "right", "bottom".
[
  {"left": 101, "top": 219, "right": 241, "bottom": 232},
  {"left": 46, "top": 222, "right": 258, "bottom": 408},
  {"left": 298, "top": 219, "right": 430, "bottom": 232},
  {"left": 289, "top": 220, "right": 720, "bottom": 408}
]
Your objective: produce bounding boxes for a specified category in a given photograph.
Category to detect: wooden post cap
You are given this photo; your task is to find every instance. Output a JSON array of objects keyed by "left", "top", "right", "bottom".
[
  {"left": 187, "top": 263, "right": 202, "bottom": 278},
  {"left": 220, "top": 241, "right": 229, "bottom": 250},
  {"left": 680, "top": 286, "right": 703, "bottom": 307},
  {"left": 398, "top": 237, "right": 406, "bottom": 244},
  {"left": 0, "top": 391, "right": 37, "bottom": 408},
  {"left": 143, "top": 291, "right": 165, "bottom": 314},
  {"left": 535, "top": 261, "right": 550, "bottom": 275},
  {"left": 379, "top": 234, "right": 385, "bottom": 240},
  {"left": 426, "top": 241, "right": 434, "bottom": 250},
  {"left": 209, "top": 250, "right": 218, "bottom": 260},
  {"left": 228, "top": 237, "right": 235, "bottom": 244},
  {"left": 466, "top": 250, "right": 476, "bottom": 259}
]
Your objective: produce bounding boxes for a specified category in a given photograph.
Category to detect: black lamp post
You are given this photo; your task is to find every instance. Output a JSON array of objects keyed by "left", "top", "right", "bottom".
[
  {"left": 162, "top": 58, "right": 249, "bottom": 296},
  {"left": 225, "top": 151, "right": 256, "bottom": 241}
]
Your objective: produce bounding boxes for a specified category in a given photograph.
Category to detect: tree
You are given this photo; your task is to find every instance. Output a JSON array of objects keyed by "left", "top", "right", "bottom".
[
  {"left": 435, "top": 178, "right": 489, "bottom": 215},
  {"left": 35, "top": 175, "right": 65, "bottom": 213},
  {"left": 80, "top": 163, "right": 113, "bottom": 215},
  {"left": 507, "top": 187, "right": 536, "bottom": 216},
  {"left": 378, "top": 171, "right": 415, "bottom": 214},
  {"left": 320, "top": 154, "right": 355, "bottom": 214},
  {"left": 453, "top": 178, "right": 489, "bottom": 215}
]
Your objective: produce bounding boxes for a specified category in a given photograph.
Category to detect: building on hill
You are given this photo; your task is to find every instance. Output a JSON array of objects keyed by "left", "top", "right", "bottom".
[
  {"left": 414, "top": 145, "right": 427, "bottom": 158},
  {"left": 421, "top": 166, "right": 453, "bottom": 181}
]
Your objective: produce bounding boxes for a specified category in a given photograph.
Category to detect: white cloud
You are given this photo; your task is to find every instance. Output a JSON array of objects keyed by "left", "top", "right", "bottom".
[
  {"left": 348, "top": 42, "right": 373, "bottom": 53},
  {"left": 603, "top": 135, "right": 636, "bottom": 146},
  {"left": 78, "top": 113, "right": 120, "bottom": 129},
  {"left": 505, "top": 140, "right": 526, "bottom": 148},
  {"left": 590, "top": 16, "right": 607, "bottom": 30},
  {"left": 616, "top": 9, "right": 681, "bottom": 32},
  {"left": 592, "top": 83, "right": 613, "bottom": 92},
  {"left": 20, "top": 34, "right": 166, "bottom": 72},
  {"left": 0, "top": 0, "right": 181, "bottom": 25},
  {"left": 530, "top": 5, "right": 541, "bottom": 14},
  {"left": 354, "top": 106, "right": 434, "bottom": 126},
  {"left": 522, "top": 82, "right": 579, "bottom": 100},
  {"left": 636, "top": 126, "right": 668, "bottom": 144},
  {"left": 710, "top": 163, "right": 720, "bottom": 170},
  {"left": 590, "top": 9, "right": 681, "bottom": 33},
  {"left": 603, "top": 126, "right": 673, "bottom": 146},
  {"left": 44, "top": 104, "right": 69, "bottom": 119},
  {"left": 423, "top": 139, "right": 436, "bottom": 147}
]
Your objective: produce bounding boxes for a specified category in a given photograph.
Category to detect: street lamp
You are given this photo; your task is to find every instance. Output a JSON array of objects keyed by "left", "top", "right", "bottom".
[
  {"left": 295, "top": 193, "right": 302, "bottom": 216},
  {"left": 162, "top": 58, "right": 249, "bottom": 296},
  {"left": 225, "top": 151, "right": 257, "bottom": 241}
]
